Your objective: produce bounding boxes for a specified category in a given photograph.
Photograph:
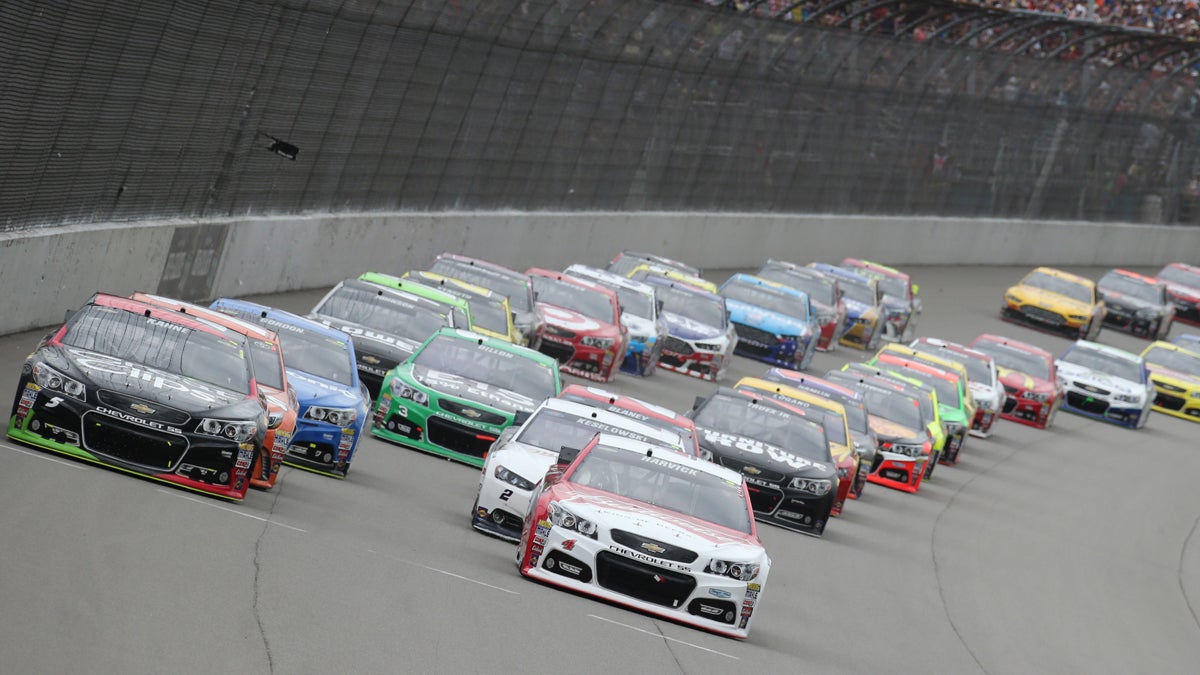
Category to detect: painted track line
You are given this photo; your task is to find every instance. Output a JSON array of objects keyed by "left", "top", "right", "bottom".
[
  {"left": 587, "top": 614, "right": 740, "bottom": 659},
  {"left": 367, "top": 549, "right": 519, "bottom": 595},
  {"left": 1, "top": 441, "right": 86, "bottom": 469},
  {"left": 157, "top": 489, "right": 307, "bottom": 533}
]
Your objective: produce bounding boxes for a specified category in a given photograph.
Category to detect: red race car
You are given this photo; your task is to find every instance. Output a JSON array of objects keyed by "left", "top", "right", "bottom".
[
  {"left": 1156, "top": 262, "right": 1200, "bottom": 328},
  {"left": 526, "top": 268, "right": 627, "bottom": 383},
  {"left": 968, "top": 334, "right": 1061, "bottom": 429}
]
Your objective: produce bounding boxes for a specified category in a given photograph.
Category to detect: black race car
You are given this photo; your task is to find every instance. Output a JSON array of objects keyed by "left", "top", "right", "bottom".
[
  {"left": 687, "top": 388, "right": 838, "bottom": 537},
  {"left": 7, "top": 293, "right": 268, "bottom": 500}
]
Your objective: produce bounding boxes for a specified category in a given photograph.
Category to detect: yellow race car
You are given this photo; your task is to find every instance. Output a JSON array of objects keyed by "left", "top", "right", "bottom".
[
  {"left": 1140, "top": 340, "right": 1200, "bottom": 422},
  {"left": 1002, "top": 267, "right": 1105, "bottom": 340}
]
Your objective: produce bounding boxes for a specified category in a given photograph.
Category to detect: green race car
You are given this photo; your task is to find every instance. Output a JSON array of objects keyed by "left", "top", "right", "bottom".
[{"left": 371, "top": 328, "right": 562, "bottom": 467}]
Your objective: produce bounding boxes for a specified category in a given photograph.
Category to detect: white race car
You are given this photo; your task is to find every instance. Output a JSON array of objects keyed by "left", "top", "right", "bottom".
[
  {"left": 517, "top": 433, "right": 770, "bottom": 639},
  {"left": 473, "top": 398, "right": 684, "bottom": 542},
  {"left": 909, "top": 337, "right": 1005, "bottom": 438},
  {"left": 1055, "top": 340, "right": 1154, "bottom": 429}
]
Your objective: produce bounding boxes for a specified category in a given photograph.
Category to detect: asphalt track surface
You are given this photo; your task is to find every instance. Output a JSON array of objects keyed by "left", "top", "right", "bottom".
[{"left": 2, "top": 265, "right": 1198, "bottom": 675}]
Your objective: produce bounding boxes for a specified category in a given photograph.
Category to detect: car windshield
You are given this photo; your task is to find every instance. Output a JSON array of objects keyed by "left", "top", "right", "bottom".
[
  {"left": 858, "top": 386, "right": 924, "bottom": 429},
  {"left": 693, "top": 393, "right": 830, "bottom": 462},
  {"left": 530, "top": 276, "right": 615, "bottom": 323},
  {"left": 885, "top": 365, "right": 960, "bottom": 409},
  {"left": 972, "top": 341, "right": 1052, "bottom": 379},
  {"left": 838, "top": 278, "right": 876, "bottom": 306},
  {"left": 1143, "top": 346, "right": 1200, "bottom": 376},
  {"left": 742, "top": 388, "right": 847, "bottom": 446},
  {"left": 517, "top": 408, "right": 678, "bottom": 453},
  {"left": 569, "top": 442, "right": 752, "bottom": 534},
  {"left": 413, "top": 334, "right": 557, "bottom": 401},
  {"left": 1022, "top": 270, "right": 1093, "bottom": 304},
  {"left": 1060, "top": 346, "right": 1144, "bottom": 382},
  {"left": 275, "top": 328, "right": 354, "bottom": 386},
  {"left": 465, "top": 295, "right": 510, "bottom": 336},
  {"left": 873, "top": 274, "right": 908, "bottom": 299},
  {"left": 218, "top": 308, "right": 355, "bottom": 387},
  {"left": 314, "top": 285, "right": 451, "bottom": 342},
  {"left": 430, "top": 259, "right": 533, "bottom": 313},
  {"left": 63, "top": 305, "right": 252, "bottom": 394},
  {"left": 610, "top": 285, "right": 654, "bottom": 320},
  {"left": 1158, "top": 265, "right": 1200, "bottom": 288},
  {"left": 1099, "top": 272, "right": 1164, "bottom": 305},
  {"left": 721, "top": 279, "right": 808, "bottom": 319},
  {"left": 756, "top": 267, "right": 838, "bottom": 307},
  {"left": 912, "top": 344, "right": 991, "bottom": 384},
  {"left": 656, "top": 285, "right": 726, "bottom": 328}
]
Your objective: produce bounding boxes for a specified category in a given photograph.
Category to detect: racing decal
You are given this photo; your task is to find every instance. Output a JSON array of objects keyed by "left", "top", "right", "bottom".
[
  {"left": 700, "top": 429, "right": 827, "bottom": 472},
  {"left": 663, "top": 313, "right": 722, "bottom": 341},
  {"left": 561, "top": 539, "right": 577, "bottom": 551},
  {"left": 540, "top": 305, "right": 602, "bottom": 333},
  {"left": 608, "top": 545, "right": 691, "bottom": 571},
  {"left": 68, "top": 350, "right": 241, "bottom": 405},
  {"left": 420, "top": 371, "right": 534, "bottom": 412},
  {"left": 639, "top": 453, "right": 698, "bottom": 476},
  {"left": 235, "top": 446, "right": 254, "bottom": 469},
  {"left": 337, "top": 427, "right": 355, "bottom": 459},
  {"left": 709, "top": 588, "right": 732, "bottom": 599},
  {"left": 16, "top": 383, "right": 40, "bottom": 418},
  {"left": 94, "top": 407, "right": 184, "bottom": 434},
  {"left": 373, "top": 395, "right": 392, "bottom": 425},
  {"left": 570, "top": 416, "right": 679, "bottom": 448},
  {"left": 338, "top": 324, "right": 421, "bottom": 352}
]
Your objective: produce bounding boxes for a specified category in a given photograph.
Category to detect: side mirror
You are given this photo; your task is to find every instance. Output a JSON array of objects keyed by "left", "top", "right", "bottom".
[
  {"left": 63, "top": 308, "right": 77, "bottom": 323},
  {"left": 557, "top": 445, "right": 582, "bottom": 467},
  {"left": 692, "top": 395, "right": 706, "bottom": 412},
  {"left": 513, "top": 409, "right": 532, "bottom": 427},
  {"left": 656, "top": 299, "right": 664, "bottom": 314}
]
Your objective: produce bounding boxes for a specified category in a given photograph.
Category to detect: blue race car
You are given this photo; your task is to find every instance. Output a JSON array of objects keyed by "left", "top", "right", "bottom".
[
  {"left": 639, "top": 275, "right": 738, "bottom": 382},
  {"left": 211, "top": 298, "right": 371, "bottom": 478},
  {"left": 719, "top": 274, "right": 819, "bottom": 370}
]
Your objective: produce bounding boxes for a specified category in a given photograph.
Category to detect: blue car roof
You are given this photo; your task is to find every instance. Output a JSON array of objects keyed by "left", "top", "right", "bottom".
[
  {"left": 210, "top": 298, "right": 355, "bottom": 344},
  {"left": 809, "top": 262, "right": 874, "bottom": 287}
]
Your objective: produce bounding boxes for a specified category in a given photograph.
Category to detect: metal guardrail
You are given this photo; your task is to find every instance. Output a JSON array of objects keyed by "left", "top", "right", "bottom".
[{"left": 3, "top": 0, "right": 1199, "bottom": 233}]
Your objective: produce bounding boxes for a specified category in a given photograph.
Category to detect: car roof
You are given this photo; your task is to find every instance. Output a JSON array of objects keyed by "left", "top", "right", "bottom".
[
  {"left": 722, "top": 273, "right": 810, "bottom": 301},
  {"left": 130, "top": 293, "right": 278, "bottom": 342},
  {"left": 358, "top": 272, "right": 472, "bottom": 311},
  {"left": 584, "top": 433, "right": 744, "bottom": 485},
  {"left": 535, "top": 397, "right": 685, "bottom": 450},
  {"left": 210, "top": 298, "right": 353, "bottom": 343},
  {"left": 564, "top": 264, "right": 656, "bottom": 295},
  {"left": 971, "top": 333, "right": 1054, "bottom": 358},
  {"left": 91, "top": 293, "right": 241, "bottom": 340}
]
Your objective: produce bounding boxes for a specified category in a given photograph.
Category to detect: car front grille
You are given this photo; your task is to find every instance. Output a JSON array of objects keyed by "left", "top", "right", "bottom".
[
  {"left": 538, "top": 339, "right": 575, "bottom": 364},
  {"left": 1020, "top": 306, "right": 1067, "bottom": 326},
  {"left": 610, "top": 529, "right": 698, "bottom": 564},
  {"left": 426, "top": 416, "right": 497, "bottom": 458},
  {"left": 732, "top": 323, "right": 776, "bottom": 347},
  {"left": 1153, "top": 392, "right": 1187, "bottom": 411},
  {"left": 1066, "top": 391, "right": 1109, "bottom": 415},
  {"left": 81, "top": 412, "right": 187, "bottom": 472},
  {"left": 596, "top": 551, "right": 696, "bottom": 608},
  {"left": 661, "top": 336, "right": 694, "bottom": 356}
]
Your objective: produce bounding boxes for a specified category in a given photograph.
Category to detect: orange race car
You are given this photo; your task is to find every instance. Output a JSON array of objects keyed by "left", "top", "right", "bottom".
[{"left": 131, "top": 293, "right": 299, "bottom": 490}]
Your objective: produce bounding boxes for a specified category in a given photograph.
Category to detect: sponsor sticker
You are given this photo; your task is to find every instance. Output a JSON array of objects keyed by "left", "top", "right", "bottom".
[{"left": 235, "top": 447, "right": 254, "bottom": 469}]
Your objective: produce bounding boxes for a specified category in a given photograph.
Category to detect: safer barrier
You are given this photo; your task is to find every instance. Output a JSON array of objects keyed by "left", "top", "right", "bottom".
[{"left": 3, "top": 213, "right": 1197, "bottom": 336}]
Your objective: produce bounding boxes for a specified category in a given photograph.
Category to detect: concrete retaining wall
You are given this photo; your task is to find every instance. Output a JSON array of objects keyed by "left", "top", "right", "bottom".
[{"left": 4, "top": 213, "right": 1198, "bottom": 336}]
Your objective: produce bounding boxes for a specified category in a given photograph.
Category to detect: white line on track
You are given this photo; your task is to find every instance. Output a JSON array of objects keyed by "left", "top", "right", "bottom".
[
  {"left": 587, "top": 615, "right": 740, "bottom": 660},
  {"left": 0, "top": 442, "right": 86, "bottom": 469},
  {"left": 366, "top": 549, "right": 519, "bottom": 595},
  {"left": 156, "top": 489, "right": 307, "bottom": 533}
]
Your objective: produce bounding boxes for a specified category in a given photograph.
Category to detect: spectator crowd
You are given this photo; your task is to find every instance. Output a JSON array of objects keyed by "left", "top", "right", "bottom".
[{"left": 700, "top": 1, "right": 1200, "bottom": 40}]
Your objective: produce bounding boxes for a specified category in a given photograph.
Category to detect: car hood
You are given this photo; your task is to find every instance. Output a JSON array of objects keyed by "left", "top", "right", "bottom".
[
  {"left": 550, "top": 483, "right": 763, "bottom": 552},
  {"left": 1099, "top": 291, "right": 1162, "bottom": 313},
  {"left": 725, "top": 300, "right": 812, "bottom": 336},
  {"left": 621, "top": 314, "right": 659, "bottom": 339},
  {"left": 662, "top": 311, "right": 724, "bottom": 341},
  {"left": 1162, "top": 280, "right": 1200, "bottom": 302},
  {"left": 286, "top": 369, "right": 364, "bottom": 410},
  {"left": 968, "top": 381, "right": 1004, "bottom": 408},
  {"left": 696, "top": 426, "right": 832, "bottom": 476},
  {"left": 308, "top": 315, "right": 421, "bottom": 359},
  {"left": 1056, "top": 361, "right": 1144, "bottom": 397},
  {"left": 842, "top": 298, "right": 877, "bottom": 318},
  {"left": 1011, "top": 286, "right": 1095, "bottom": 314},
  {"left": 50, "top": 345, "right": 257, "bottom": 416},
  {"left": 413, "top": 367, "right": 538, "bottom": 414},
  {"left": 1145, "top": 363, "right": 1200, "bottom": 386},
  {"left": 491, "top": 440, "right": 558, "bottom": 482},
  {"left": 537, "top": 303, "right": 617, "bottom": 337},
  {"left": 866, "top": 416, "right": 924, "bottom": 444},
  {"left": 996, "top": 366, "right": 1054, "bottom": 394}
]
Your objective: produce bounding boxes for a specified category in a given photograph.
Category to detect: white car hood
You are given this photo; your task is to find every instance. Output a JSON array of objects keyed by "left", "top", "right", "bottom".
[{"left": 1056, "top": 361, "right": 1144, "bottom": 397}]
